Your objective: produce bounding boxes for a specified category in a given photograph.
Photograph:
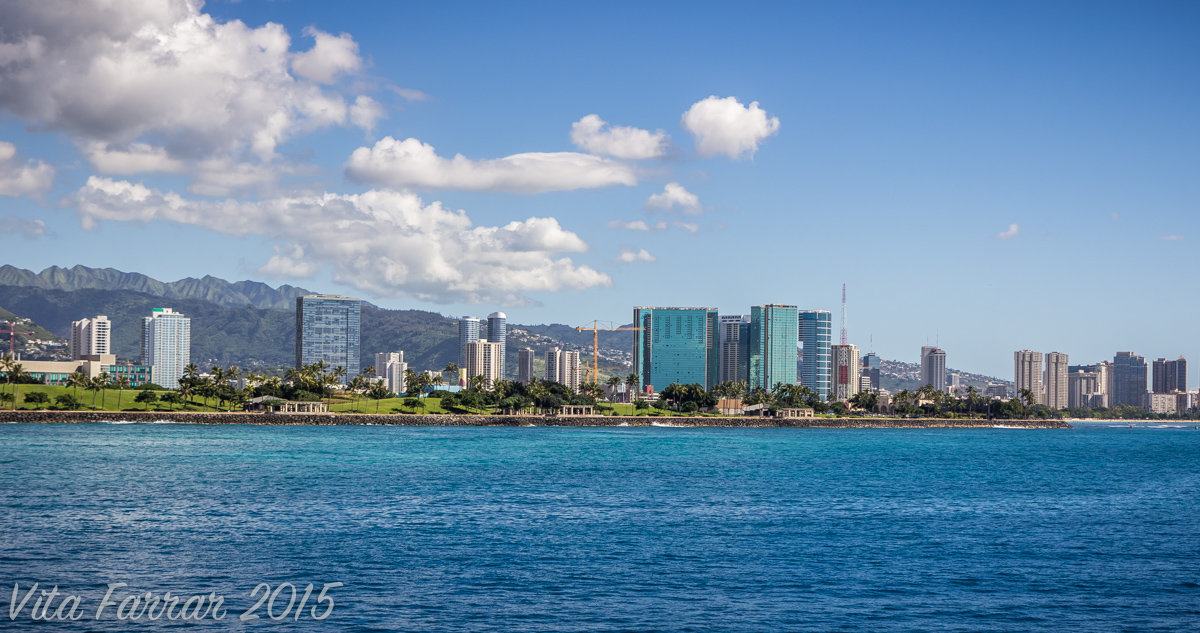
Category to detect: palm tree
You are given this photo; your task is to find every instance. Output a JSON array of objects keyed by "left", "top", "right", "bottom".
[
  {"left": 0, "top": 355, "right": 15, "bottom": 409},
  {"left": 113, "top": 375, "right": 130, "bottom": 410},
  {"left": 96, "top": 371, "right": 110, "bottom": 409},
  {"left": 606, "top": 375, "right": 622, "bottom": 400},
  {"left": 68, "top": 370, "right": 89, "bottom": 402},
  {"left": 403, "top": 368, "right": 419, "bottom": 397},
  {"left": 86, "top": 376, "right": 103, "bottom": 409},
  {"left": 368, "top": 380, "right": 390, "bottom": 414},
  {"left": 625, "top": 373, "right": 640, "bottom": 402},
  {"left": 0, "top": 355, "right": 13, "bottom": 406},
  {"left": 1019, "top": 388, "right": 1036, "bottom": 419},
  {"left": 224, "top": 366, "right": 242, "bottom": 411},
  {"left": 443, "top": 363, "right": 459, "bottom": 385},
  {"left": 6, "top": 362, "right": 24, "bottom": 410},
  {"left": 348, "top": 375, "right": 366, "bottom": 412}
]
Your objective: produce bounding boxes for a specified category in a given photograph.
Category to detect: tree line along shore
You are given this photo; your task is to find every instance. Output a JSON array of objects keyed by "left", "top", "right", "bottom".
[{"left": 0, "top": 358, "right": 1180, "bottom": 422}]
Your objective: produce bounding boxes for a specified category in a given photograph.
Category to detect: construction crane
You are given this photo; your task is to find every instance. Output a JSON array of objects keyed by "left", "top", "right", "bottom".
[
  {"left": 575, "top": 320, "right": 643, "bottom": 384},
  {"left": 1, "top": 321, "right": 35, "bottom": 357}
]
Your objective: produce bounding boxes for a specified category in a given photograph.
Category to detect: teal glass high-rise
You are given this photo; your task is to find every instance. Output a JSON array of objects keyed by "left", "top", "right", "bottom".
[
  {"left": 799, "top": 310, "right": 832, "bottom": 400},
  {"left": 749, "top": 304, "right": 798, "bottom": 391},
  {"left": 633, "top": 307, "right": 719, "bottom": 392}
]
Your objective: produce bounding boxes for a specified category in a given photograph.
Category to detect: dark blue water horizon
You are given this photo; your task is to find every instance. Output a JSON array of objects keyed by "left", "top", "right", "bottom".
[{"left": 2, "top": 423, "right": 1198, "bottom": 632}]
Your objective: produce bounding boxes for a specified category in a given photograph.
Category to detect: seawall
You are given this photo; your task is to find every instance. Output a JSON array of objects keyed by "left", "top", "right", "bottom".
[{"left": 0, "top": 410, "right": 1072, "bottom": 428}]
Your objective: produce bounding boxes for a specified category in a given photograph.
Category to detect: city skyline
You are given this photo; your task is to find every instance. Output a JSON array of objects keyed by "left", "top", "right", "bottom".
[{"left": 0, "top": 2, "right": 1197, "bottom": 381}]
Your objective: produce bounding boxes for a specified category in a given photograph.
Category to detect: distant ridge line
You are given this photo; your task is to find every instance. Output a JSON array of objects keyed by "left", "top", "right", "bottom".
[{"left": 0, "top": 264, "right": 313, "bottom": 310}]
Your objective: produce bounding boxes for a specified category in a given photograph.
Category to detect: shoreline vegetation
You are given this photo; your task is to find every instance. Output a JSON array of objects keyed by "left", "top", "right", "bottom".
[
  {"left": 0, "top": 410, "right": 1072, "bottom": 428},
  {"left": 2, "top": 360, "right": 1182, "bottom": 428}
]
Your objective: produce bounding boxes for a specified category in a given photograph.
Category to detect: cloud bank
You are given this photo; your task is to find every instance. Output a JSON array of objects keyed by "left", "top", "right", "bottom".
[
  {"left": 74, "top": 177, "right": 611, "bottom": 304},
  {"left": 0, "top": 0, "right": 378, "bottom": 191}
]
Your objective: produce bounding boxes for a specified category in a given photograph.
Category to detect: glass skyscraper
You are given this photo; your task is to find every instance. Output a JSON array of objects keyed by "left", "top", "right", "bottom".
[
  {"left": 749, "top": 304, "right": 798, "bottom": 391},
  {"left": 799, "top": 310, "right": 832, "bottom": 400},
  {"left": 486, "top": 312, "right": 507, "bottom": 378},
  {"left": 633, "top": 307, "right": 719, "bottom": 392},
  {"left": 141, "top": 308, "right": 190, "bottom": 389},
  {"left": 458, "top": 316, "right": 481, "bottom": 368},
  {"left": 295, "top": 294, "right": 361, "bottom": 381}
]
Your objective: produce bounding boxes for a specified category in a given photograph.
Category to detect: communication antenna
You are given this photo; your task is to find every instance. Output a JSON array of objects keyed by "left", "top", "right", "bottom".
[{"left": 840, "top": 283, "right": 848, "bottom": 345}]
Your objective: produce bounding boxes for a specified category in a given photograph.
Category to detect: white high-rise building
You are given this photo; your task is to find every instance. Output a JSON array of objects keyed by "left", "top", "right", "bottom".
[
  {"left": 831, "top": 343, "right": 861, "bottom": 401},
  {"left": 544, "top": 346, "right": 581, "bottom": 392},
  {"left": 1044, "top": 352, "right": 1069, "bottom": 410},
  {"left": 518, "top": 348, "right": 536, "bottom": 385},
  {"left": 545, "top": 347, "right": 563, "bottom": 384},
  {"left": 374, "top": 351, "right": 407, "bottom": 395},
  {"left": 142, "top": 308, "right": 190, "bottom": 389},
  {"left": 71, "top": 315, "right": 111, "bottom": 360},
  {"left": 1014, "top": 350, "right": 1043, "bottom": 405},
  {"left": 465, "top": 339, "right": 502, "bottom": 390},
  {"left": 559, "top": 350, "right": 582, "bottom": 393}
]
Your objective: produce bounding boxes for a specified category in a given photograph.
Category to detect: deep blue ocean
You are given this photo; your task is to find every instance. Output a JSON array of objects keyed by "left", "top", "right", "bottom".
[{"left": 1, "top": 422, "right": 1198, "bottom": 632}]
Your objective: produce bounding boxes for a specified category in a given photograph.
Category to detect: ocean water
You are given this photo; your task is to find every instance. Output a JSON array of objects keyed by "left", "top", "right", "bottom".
[{"left": 1, "top": 422, "right": 1198, "bottom": 632}]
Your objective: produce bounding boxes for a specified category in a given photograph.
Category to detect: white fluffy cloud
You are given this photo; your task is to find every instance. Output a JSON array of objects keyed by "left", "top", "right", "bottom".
[
  {"left": 570, "top": 114, "right": 669, "bottom": 160},
  {"left": 0, "top": 0, "right": 378, "bottom": 187},
  {"left": 615, "top": 248, "right": 656, "bottom": 263},
  {"left": 291, "top": 27, "right": 361, "bottom": 84},
  {"left": 0, "top": 141, "right": 55, "bottom": 196},
  {"left": 0, "top": 215, "right": 47, "bottom": 238},
  {"left": 997, "top": 223, "right": 1020, "bottom": 239},
  {"left": 73, "top": 177, "right": 611, "bottom": 304},
  {"left": 349, "top": 96, "right": 386, "bottom": 133},
  {"left": 682, "top": 96, "right": 780, "bottom": 159},
  {"left": 646, "top": 182, "right": 701, "bottom": 214},
  {"left": 345, "top": 136, "right": 637, "bottom": 193}
]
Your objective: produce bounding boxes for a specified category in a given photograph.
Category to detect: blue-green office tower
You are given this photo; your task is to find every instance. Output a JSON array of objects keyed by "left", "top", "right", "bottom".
[
  {"left": 633, "top": 307, "right": 719, "bottom": 392},
  {"left": 749, "top": 304, "right": 798, "bottom": 391},
  {"left": 799, "top": 310, "right": 832, "bottom": 400}
]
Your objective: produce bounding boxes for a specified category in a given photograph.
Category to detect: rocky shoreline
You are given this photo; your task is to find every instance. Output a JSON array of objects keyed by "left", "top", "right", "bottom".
[{"left": 0, "top": 410, "right": 1072, "bottom": 428}]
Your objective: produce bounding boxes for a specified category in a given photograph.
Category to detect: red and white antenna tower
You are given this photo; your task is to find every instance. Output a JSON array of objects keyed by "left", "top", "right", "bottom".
[{"left": 840, "top": 283, "right": 848, "bottom": 345}]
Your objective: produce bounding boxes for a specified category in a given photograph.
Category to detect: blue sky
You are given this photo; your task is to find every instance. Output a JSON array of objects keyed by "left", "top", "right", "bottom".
[{"left": 0, "top": 0, "right": 1197, "bottom": 380}]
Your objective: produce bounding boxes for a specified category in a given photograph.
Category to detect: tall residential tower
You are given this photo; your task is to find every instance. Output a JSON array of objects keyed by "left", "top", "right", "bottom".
[
  {"left": 295, "top": 294, "right": 361, "bottom": 381},
  {"left": 142, "top": 308, "right": 190, "bottom": 389},
  {"left": 1014, "top": 350, "right": 1043, "bottom": 405},
  {"left": 1044, "top": 352, "right": 1069, "bottom": 409}
]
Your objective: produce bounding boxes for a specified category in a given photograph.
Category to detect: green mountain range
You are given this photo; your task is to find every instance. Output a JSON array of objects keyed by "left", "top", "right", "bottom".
[
  {"left": 0, "top": 265, "right": 312, "bottom": 310},
  {"left": 0, "top": 265, "right": 630, "bottom": 373}
]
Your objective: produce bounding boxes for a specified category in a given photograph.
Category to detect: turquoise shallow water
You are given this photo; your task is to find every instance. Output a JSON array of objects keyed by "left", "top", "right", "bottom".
[{"left": 1, "top": 422, "right": 1198, "bottom": 632}]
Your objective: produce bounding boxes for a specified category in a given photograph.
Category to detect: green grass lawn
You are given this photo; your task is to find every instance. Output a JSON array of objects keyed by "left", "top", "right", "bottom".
[
  {"left": 3, "top": 384, "right": 224, "bottom": 412},
  {"left": 3, "top": 384, "right": 712, "bottom": 417}
]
